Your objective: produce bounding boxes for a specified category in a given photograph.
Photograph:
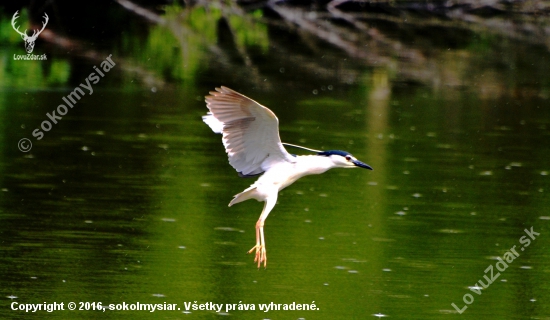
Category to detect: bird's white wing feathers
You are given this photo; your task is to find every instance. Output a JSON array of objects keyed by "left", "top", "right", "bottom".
[
  {"left": 202, "top": 112, "right": 224, "bottom": 134},
  {"left": 203, "top": 86, "right": 295, "bottom": 176}
]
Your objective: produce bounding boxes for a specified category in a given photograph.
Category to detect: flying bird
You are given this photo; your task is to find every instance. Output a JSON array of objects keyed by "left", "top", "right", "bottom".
[{"left": 203, "top": 86, "right": 372, "bottom": 268}]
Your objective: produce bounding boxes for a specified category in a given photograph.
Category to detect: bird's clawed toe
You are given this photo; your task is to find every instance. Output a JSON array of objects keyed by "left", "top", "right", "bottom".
[{"left": 248, "top": 245, "right": 267, "bottom": 268}]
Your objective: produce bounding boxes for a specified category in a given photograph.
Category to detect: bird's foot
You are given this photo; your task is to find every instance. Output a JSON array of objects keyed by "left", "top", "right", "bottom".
[{"left": 247, "top": 244, "right": 267, "bottom": 268}]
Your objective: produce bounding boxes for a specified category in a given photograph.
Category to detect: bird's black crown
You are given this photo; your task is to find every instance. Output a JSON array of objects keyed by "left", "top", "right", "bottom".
[{"left": 317, "top": 150, "right": 352, "bottom": 157}]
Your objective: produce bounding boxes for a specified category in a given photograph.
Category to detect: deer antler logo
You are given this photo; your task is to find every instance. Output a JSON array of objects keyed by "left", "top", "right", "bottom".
[{"left": 11, "top": 10, "right": 49, "bottom": 54}]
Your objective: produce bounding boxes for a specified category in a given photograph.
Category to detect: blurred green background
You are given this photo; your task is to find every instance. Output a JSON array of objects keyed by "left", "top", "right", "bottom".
[{"left": 0, "top": 1, "right": 549, "bottom": 319}]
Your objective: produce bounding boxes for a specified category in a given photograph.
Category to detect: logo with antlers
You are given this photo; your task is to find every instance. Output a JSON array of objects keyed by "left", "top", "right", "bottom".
[{"left": 11, "top": 10, "right": 49, "bottom": 54}]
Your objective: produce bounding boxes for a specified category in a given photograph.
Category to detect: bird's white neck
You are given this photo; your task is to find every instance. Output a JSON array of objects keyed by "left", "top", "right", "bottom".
[
  {"left": 257, "top": 155, "right": 341, "bottom": 191},
  {"left": 294, "top": 155, "right": 337, "bottom": 176}
]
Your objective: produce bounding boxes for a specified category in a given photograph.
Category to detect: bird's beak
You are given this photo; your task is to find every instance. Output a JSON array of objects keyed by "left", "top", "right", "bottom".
[{"left": 353, "top": 159, "right": 373, "bottom": 170}]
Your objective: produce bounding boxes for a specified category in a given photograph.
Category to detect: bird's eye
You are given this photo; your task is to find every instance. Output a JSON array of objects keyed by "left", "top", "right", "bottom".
[{"left": 345, "top": 156, "right": 351, "bottom": 161}]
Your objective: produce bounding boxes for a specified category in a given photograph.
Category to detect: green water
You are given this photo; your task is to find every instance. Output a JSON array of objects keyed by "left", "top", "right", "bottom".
[{"left": 0, "top": 3, "right": 549, "bottom": 319}]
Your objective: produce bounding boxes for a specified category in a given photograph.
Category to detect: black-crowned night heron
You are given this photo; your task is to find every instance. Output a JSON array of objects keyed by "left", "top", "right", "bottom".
[{"left": 203, "top": 86, "right": 372, "bottom": 268}]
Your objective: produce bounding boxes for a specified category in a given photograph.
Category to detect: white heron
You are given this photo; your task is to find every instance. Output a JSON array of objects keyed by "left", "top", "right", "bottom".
[{"left": 203, "top": 86, "right": 372, "bottom": 268}]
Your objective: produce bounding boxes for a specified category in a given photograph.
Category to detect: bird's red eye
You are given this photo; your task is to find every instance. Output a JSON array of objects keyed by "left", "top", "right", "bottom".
[{"left": 345, "top": 156, "right": 351, "bottom": 161}]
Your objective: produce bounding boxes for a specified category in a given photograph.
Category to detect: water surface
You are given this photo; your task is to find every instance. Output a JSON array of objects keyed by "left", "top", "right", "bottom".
[{"left": 0, "top": 2, "right": 549, "bottom": 319}]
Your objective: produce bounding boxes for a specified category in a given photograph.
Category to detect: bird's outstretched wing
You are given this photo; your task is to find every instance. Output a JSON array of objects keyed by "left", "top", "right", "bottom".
[{"left": 203, "top": 86, "right": 295, "bottom": 176}]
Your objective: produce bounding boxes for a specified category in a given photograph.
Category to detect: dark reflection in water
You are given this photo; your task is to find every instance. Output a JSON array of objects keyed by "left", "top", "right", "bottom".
[{"left": 0, "top": 1, "right": 549, "bottom": 319}]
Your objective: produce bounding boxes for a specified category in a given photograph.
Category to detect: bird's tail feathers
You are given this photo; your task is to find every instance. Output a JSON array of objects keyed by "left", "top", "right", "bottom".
[{"left": 228, "top": 186, "right": 258, "bottom": 206}]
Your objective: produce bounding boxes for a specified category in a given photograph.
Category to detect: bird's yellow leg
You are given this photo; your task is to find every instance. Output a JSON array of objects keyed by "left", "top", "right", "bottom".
[
  {"left": 247, "top": 219, "right": 261, "bottom": 258},
  {"left": 247, "top": 196, "right": 276, "bottom": 268},
  {"left": 259, "top": 222, "right": 266, "bottom": 267},
  {"left": 247, "top": 219, "right": 266, "bottom": 268}
]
